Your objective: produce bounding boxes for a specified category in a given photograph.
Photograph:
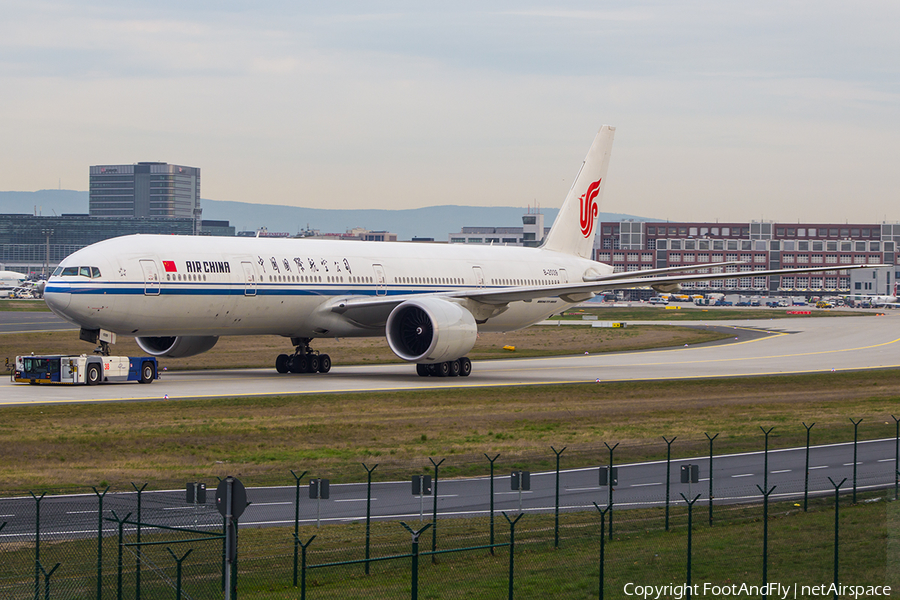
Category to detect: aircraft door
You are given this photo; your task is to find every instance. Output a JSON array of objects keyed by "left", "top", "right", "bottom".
[
  {"left": 558, "top": 268, "right": 568, "bottom": 283},
  {"left": 139, "top": 260, "right": 160, "bottom": 296},
  {"left": 373, "top": 264, "right": 387, "bottom": 296},
  {"left": 241, "top": 261, "right": 257, "bottom": 296},
  {"left": 472, "top": 266, "right": 485, "bottom": 288}
]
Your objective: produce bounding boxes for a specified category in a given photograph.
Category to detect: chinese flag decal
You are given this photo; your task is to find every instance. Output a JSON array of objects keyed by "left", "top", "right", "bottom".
[{"left": 163, "top": 261, "right": 177, "bottom": 273}]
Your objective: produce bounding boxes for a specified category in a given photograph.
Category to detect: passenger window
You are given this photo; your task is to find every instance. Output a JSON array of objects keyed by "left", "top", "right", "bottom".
[
  {"left": 91, "top": 267, "right": 101, "bottom": 278},
  {"left": 62, "top": 267, "right": 78, "bottom": 276}
]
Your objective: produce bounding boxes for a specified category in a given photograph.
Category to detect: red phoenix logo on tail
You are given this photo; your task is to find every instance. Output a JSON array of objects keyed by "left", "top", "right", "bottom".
[{"left": 579, "top": 179, "right": 601, "bottom": 238}]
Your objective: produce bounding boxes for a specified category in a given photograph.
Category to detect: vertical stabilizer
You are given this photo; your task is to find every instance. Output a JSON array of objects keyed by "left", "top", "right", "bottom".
[{"left": 542, "top": 125, "right": 615, "bottom": 258}]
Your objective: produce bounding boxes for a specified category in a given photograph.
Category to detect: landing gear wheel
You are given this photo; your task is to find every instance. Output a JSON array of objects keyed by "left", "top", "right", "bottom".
[
  {"left": 318, "top": 354, "right": 331, "bottom": 373},
  {"left": 290, "top": 355, "right": 307, "bottom": 374},
  {"left": 458, "top": 357, "right": 472, "bottom": 377},
  {"left": 307, "top": 354, "right": 320, "bottom": 373},
  {"left": 275, "top": 354, "right": 290, "bottom": 374},
  {"left": 416, "top": 364, "right": 429, "bottom": 377},
  {"left": 86, "top": 363, "right": 101, "bottom": 385},
  {"left": 448, "top": 359, "right": 461, "bottom": 377},
  {"left": 139, "top": 362, "right": 155, "bottom": 384},
  {"left": 436, "top": 361, "right": 451, "bottom": 377}
]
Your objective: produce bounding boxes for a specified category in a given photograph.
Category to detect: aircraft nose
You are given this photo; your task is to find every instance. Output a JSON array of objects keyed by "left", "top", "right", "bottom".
[{"left": 44, "top": 286, "right": 72, "bottom": 315}]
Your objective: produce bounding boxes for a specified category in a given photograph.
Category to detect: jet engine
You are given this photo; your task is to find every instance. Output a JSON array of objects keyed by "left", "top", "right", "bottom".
[
  {"left": 652, "top": 283, "right": 682, "bottom": 294},
  {"left": 136, "top": 336, "right": 219, "bottom": 358},
  {"left": 385, "top": 298, "right": 477, "bottom": 363}
]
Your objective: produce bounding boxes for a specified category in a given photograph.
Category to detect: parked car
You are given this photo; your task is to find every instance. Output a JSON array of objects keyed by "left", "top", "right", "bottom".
[{"left": 648, "top": 297, "right": 669, "bottom": 305}]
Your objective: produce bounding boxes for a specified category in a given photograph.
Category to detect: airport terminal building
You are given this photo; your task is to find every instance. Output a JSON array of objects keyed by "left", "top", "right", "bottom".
[
  {"left": 448, "top": 210, "right": 550, "bottom": 247},
  {"left": 0, "top": 215, "right": 234, "bottom": 277},
  {"left": 596, "top": 220, "right": 900, "bottom": 297}
]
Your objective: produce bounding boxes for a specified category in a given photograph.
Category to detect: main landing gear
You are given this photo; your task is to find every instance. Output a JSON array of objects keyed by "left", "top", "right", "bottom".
[
  {"left": 275, "top": 338, "right": 332, "bottom": 374},
  {"left": 416, "top": 357, "right": 472, "bottom": 377}
]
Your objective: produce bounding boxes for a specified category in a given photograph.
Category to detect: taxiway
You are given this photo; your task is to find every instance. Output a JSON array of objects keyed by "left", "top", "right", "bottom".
[{"left": 1, "top": 314, "right": 898, "bottom": 406}]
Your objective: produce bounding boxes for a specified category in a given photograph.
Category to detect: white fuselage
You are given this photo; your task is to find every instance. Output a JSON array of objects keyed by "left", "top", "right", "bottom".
[
  {"left": 0, "top": 270, "right": 26, "bottom": 291},
  {"left": 44, "top": 234, "right": 608, "bottom": 339}
]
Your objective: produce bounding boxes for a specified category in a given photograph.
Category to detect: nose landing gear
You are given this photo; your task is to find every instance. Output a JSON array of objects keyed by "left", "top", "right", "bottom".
[{"left": 275, "top": 338, "right": 331, "bottom": 374}]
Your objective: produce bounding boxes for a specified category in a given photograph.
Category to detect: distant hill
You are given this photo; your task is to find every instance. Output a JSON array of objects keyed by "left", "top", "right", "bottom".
[
  {"left": 1, "top": 189, "right": 89, "bottom": 217},
  {"left": 0, "top": 190, "right": 653, "bottom": 241}
]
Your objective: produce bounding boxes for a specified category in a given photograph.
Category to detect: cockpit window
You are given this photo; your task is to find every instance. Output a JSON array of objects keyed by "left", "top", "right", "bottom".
[{"left": 59, "top": 266, "right": 100, "bottom": 277}]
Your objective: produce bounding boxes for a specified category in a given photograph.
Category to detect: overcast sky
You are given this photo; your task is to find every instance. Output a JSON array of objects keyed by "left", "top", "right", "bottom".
[{"left": 2, "top": 1, "right": 898, "bottom": 222}]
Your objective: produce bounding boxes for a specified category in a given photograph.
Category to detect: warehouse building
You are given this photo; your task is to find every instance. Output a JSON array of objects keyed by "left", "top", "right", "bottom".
[{"left": 596, "top": 220, "right": 899, "bottom": 298}]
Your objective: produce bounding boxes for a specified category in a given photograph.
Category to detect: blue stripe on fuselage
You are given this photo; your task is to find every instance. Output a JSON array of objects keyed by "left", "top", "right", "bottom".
[{"left": 44, "top": 282, "right": 473, "bottom": 297}]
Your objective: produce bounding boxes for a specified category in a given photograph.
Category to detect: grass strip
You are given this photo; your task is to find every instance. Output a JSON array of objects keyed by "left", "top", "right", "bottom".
[{"left": 2, "top": 369, "right": 900, "bottom": 492}]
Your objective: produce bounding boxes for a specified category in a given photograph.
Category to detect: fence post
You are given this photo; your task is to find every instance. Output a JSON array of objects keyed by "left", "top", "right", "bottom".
[
  {"left": 605, "top": 442, "right": 619, "bottom": 539},
  {"left": 759, "top": 427, "right": 774, "bottom": 494},
  {"left": 704, "top": 433, "right": 718, "bottom": 526},
  {"left": 828, "top": 477, "right": 846, "bottom": 599},
  {"left": 289, "top": 469, "right": 307, "bottom": 586},
  {"left": 231, "top": 517, "right": 239, "bottom": 600},
  {"left": 429, "top": 457, "right": 444, "bottom": 564},
  {"left": 92, "top": 485, "right": 110, "bottom": 600},
  {"left": 484, "top": 453, "right": 500, "bottom": 555},
  {"left": 400, "top": 522, "right": 432, "bottom": 600},
  {"left": 502, "top": 512, "right": 524, "bottom": 600},
  {"left": 36, "top": 560, "right": 60, "bottom": 600},
  {"left": 165, "top": 548, "right": 192, "bottom": 600},
  {"left": 107, "top": 511, "right": 132, "bottom": 600},
  {"left": 802, "top": 423, "right": 815, "bottom": 512},
  {"left": 593, "top": 503, "right": 612, "bottom": 600},
  {"left": 663, "top": 436, "right": 676, "bottom": 531},
  {"left": 362, "top": 463, "right": 378, "bottom": 575},
  {"left": 29, "top": 491, "right": 46, "bottom": 600},
  {"left": 756, "top": 486, "right": 775, "bottom": 597},
  {"left": 221, "top": 514, "right": 227, "bottom": 592},
  {"left": 292, "top": 535, "right": 316, "bottom": 600},
  {"left": 850, "top": 418, "right": 862, "bottom": 504},
  {"left": 551, "top": 446, "right": 566, "bottom": 547},
  {"left": 892, "top": 415, "right": 899, "bottom": 501},
  {"left": 680, "top": 493, "right": 701, "bottom": 600},
  {"left": 215, "top": 475, "right": 225, "bottom": 593},
  {"left": 130, "top": 482, "right": 147, "bottom": 600}
]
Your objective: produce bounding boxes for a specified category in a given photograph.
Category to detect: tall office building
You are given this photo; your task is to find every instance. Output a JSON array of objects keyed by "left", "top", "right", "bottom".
[{"left": 89, "top": 162, "right": 202, "bottom": 233}]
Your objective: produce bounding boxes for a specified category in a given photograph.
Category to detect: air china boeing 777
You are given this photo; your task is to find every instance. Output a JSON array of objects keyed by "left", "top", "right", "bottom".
[{"left": 43, "top": 126, "right": 881, "bottom": 378}]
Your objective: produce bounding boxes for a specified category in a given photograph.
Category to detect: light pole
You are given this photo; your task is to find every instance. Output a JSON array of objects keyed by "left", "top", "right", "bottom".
[{"left": 41, "top": 228, "right": 54, "bottom": 279}]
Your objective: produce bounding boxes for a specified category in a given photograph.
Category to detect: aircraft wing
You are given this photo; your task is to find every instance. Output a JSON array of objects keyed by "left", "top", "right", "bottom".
[
  {"left": 330, "top": 263, "right": 888, "bottom": 325},
  {"left": 581, "top": 261, "right": 744, "bottom": 281}
]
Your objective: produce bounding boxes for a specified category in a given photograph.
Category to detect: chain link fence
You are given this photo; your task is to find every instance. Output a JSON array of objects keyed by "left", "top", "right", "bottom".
[{"left": 2, "top": 424, "right": 899, "bottom": 598}]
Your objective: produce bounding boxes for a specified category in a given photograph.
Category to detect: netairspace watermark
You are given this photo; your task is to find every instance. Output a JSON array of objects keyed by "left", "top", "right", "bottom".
[{"left": 623, "top": 582, "right": 892, "bottom": 599}]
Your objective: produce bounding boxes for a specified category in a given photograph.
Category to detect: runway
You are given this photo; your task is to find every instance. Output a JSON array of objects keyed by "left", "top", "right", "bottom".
[
  {"left": 2, "top": 313, "right": 899, "bottom": 406},
  {"left": 0, "top": 438, "right": 894, "bottom": 541}
]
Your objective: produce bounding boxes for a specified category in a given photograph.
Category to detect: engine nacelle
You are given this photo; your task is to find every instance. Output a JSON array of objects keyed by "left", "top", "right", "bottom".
[
  {"left": 385, "top": 298, "right": 477, "bottom": 363},
  {"left": 135, "top": 336, "right": 219, "bottom": 358},
  {"left": 652, "top": 283, "right": 682, "bottom": 294}
]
